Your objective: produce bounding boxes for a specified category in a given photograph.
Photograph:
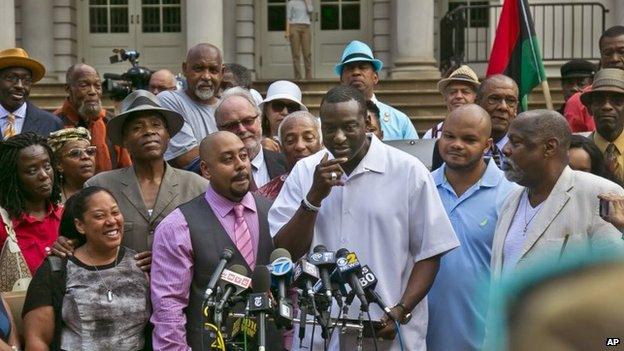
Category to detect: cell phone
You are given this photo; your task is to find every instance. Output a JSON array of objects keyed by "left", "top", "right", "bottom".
[{"left": 600, "top": 198, "right": 610, "bottom": 217}]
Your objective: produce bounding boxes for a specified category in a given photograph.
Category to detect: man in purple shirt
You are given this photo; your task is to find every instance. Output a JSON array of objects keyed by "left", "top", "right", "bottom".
[{"left": 150, "top": 131, "right": 282, "bottom": 350}]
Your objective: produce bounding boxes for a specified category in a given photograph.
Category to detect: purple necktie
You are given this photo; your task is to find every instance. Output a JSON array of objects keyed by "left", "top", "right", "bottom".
[{"left": 233, "top": 204, "right": 255, "bottom": 269}]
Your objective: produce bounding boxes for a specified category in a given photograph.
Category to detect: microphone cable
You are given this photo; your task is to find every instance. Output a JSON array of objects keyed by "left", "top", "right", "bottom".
[
  {"left": 366, "top": 310, "right": 379, "bottom": 351},
  {"left": 394, "top": 320, "right": 406, "bottom": 351}
]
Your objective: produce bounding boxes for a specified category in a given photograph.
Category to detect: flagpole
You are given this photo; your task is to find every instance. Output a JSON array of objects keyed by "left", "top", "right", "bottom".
[{"left": 541, "top": 80, "right": 553, "bottom": 110}]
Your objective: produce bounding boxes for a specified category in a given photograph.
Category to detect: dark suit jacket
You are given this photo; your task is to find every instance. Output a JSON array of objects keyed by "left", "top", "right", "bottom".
[
  {"left": 21, "top": 102, "right": 64, "bottom": 137},
  {"left": 263, "top": 148, "right": 288, "bottom": 179}
]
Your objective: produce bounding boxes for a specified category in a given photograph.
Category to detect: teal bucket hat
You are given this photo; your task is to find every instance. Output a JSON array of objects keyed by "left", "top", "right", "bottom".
[{"left": 334, "top": 40, "right": 383, "bottom": 76}]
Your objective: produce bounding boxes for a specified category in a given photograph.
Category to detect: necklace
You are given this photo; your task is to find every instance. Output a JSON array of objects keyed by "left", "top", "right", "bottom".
[
  {"left": 523, "top": 190, "right": 541, "bottom": 234},
  {"left": 85, "top": 246, "right": 118, "bottom": 302}
]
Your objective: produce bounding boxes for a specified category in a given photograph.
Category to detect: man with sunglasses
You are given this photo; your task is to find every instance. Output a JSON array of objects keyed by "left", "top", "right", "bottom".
[
  {"left": 216, "top": 87, "right": 288, "bottom": 188},
  {"left": 0, "top": 48, "right": 63, "bottom": 139},
  {"left": 55, "top": 63, "right": 132, "bottom": 173}
]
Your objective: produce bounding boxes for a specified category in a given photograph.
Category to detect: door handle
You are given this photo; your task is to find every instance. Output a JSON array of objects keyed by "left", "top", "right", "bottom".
[
  {"left": 315, "top": 12, "right": 319, "bottom": 22},
  {"left": 130, "top": 14, "right": 134, "bottom": 24},
  {"left": 136, "top": 14, "right": 140, "bottom": 24}
]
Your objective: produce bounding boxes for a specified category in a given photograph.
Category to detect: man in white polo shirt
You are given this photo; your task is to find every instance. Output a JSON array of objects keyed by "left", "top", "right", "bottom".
[{"left": 269, "top": 85, "right": 459, "bottom": 351}]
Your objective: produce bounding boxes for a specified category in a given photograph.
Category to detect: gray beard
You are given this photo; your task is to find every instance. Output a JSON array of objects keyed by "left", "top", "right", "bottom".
[
  {"left": 78, "top": 101, "right": 102, "bottom": 118},
  {"left": 194, "top": 87, "right": 214, "bottom": 101},
  {"left": 503, "top": 159, "right": 526, "bottom": 184}
]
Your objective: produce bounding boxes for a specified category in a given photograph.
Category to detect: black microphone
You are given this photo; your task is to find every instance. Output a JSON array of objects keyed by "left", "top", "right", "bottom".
[
  {"left": 336, "top": 248, "right": 369, "bottom": 311},
  {"left": 214, "top": 264, "right": 251, "bottom": 313},
  {"left": 292, "top": 257, "right": 320, "bottom": 296},
  {"left": 269, "top": 248, "right": 294, "bottom": 329},
  {"left": 357, "top": 265, "right": 395, "bottom": 321},
  {"left": 247, "top": 265, "right": 272, "bottom": 351},
  {"left": 308, "top": 245, "right": 336, "bottom": 299},
  {"left": 203, "top": 248, "right": 234, "bottom": 301}
]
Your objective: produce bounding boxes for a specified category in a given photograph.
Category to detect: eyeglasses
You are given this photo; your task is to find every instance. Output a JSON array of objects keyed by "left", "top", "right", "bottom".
[
  {"left": 270, "top": 100, "right": 301, "bottom": 113},
  {"left": 218, "top": 114, "right": 259, "bottom": 132},
  {"left": 2, "top": 75, "right": 33, "bottom": 85},
  {"left": 487, "top": 95, "right": 518, "bottom": 108},
  {"left": 64, "top": 146, "right": 97, "bottom": 159}
]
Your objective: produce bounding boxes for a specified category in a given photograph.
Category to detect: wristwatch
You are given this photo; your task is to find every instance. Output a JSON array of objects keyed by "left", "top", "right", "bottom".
[{"left": 394, "top": 302, "right": 412, "bottom": 325}]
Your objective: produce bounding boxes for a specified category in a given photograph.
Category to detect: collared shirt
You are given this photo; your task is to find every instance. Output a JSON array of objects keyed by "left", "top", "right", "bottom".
[
  {"left": 251, "top": 148, "right": 271, "bottom": 187},
  {"left": 0, "top": 204, "right": 63, "bottom": 274},
  {"left": 150, "top": 187, "right": 258, "bottom": 351},
  {"left": 485, "top": 134, "right": 508, "bottom": 165},
  {"left": 0, "top": 102, "right": 27, "bottom": 137},
  {"left": 423, "top": 121, "right": 443, "bottom": 139},
  {"left": 287, "top": 0, "right": 313, "bottom": 24},
  {"left": 427, "top": 160, "right": 517, "bottom": 351},
  {"left": 158, "top": 89, "right": 218, "bottom": 161},
  {"left": 371, "top": 94, "right": 420, "bottom": 141},
  {"left": 593, "top": 131, "right": 624, "bottom": 183},
  {"left": 269, "top": 135, "right": 459, "bottom": 351},
  {"left": 563, "top": 86, "right": 596, "bottom": 133}
]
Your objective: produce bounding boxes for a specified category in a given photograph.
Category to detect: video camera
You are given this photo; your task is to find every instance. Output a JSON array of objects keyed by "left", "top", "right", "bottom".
[{"left": 102, "top": 48, "right": 152, "bottom": 101}]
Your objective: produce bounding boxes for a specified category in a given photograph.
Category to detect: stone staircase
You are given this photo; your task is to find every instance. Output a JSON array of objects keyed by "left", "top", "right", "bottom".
[{"left": 30, "top": 77, "right": 565, "bottom": 136}]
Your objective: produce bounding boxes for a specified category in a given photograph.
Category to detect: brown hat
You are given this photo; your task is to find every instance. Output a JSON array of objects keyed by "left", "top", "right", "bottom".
[
  {"left": 0, "top": 48, "right": 46, "bottom": 82},
  {"left": 437, "top": 65, "right": 480, "bottom": 94},
  {"left": 580, "top": 68, "right": 624, "bottom": 107}
]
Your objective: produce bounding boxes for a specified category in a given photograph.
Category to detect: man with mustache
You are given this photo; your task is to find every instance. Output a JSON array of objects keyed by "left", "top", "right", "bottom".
[
  {"left": 150, "top": 131, "right": 283, "bottom": 350},
  {"left": 215, "top": 87, "right": 287, "bottom": 188},
  {"left": 581, "top": 69, "right": 624, "bottom": 184},
  {"left": 564, "top": 25, "right": 624, "bottom": 132},
  {"left": 490, "top": 109, "right": 624, "bottom": 277},
  {"left": 0, "top": 48, "right": 63, "bottom": 139},
  {"left": 158, "top": 43, "right": 225, "bottom": 173},
  {"left": 55, "top": 63, "right": 132, "bottom": 173}
]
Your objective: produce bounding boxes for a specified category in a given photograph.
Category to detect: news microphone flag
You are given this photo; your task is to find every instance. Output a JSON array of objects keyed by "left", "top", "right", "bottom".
[{"left": 486, "top": 0, "right": 547, "bottom": 111}]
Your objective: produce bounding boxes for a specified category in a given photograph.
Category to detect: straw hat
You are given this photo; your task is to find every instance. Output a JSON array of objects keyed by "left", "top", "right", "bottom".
[
  {"left": 0, "top": 48, "right": 46, "bottom": 82},
  {"left": 437, "top": 65, "right": 480, "bottom": 94}
]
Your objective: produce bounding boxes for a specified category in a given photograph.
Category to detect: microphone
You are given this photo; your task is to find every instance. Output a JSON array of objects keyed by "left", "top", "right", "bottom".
[
  {"left": 336, "top": 248, "right": 369, "bottom": 311},
  {"left": 357, "top": 265, "right": 395, "bottom": 321},
  {"left": 269, "top": 248, "right": 294, "bottom": 329},
  {"left": 308, "top": 245, "right": 336, "bottom": 298},
  {"left": 203, "top": 248, "right": 234, "bottom": 301},
  {"left": 247, "top": 265, "right": 272, "bottom": 351},
  {"left": 214, "top": 264, "right": 251, "bottom": 313},
  {"left": 292, "top": 257, "right": 320, "bottom": 296}
]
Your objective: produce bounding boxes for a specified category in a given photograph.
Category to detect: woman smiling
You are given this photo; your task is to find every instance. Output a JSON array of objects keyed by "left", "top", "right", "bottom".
[{"left": 22, "top": 187, "right": 150, "bottom": 350}]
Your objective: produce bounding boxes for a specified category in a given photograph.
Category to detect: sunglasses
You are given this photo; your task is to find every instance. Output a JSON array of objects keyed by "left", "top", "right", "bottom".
[
  {"left": 218, "top": 115, "right": 259, "bottom": 132},
  {"left": 65, "top": 146, "right": 97, "bottom": 159},
  {"left": 270, "top": 100, "right": 301, "bottom": 113}
]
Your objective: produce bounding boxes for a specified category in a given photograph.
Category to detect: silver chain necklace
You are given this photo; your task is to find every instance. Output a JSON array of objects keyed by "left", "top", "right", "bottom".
[
  {"left": 85, "top": 247, "right": 118, "bottom": 302},
  {"left": 523, "top": 190, "right": 542, "bottom": 234}
]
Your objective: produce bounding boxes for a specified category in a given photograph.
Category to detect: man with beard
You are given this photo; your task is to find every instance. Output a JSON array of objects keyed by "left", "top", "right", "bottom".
[
  {"left": 491, "top": 110, "right": 624, "bottom": 277},
  {"left": 150, "top": 131, "right": 282, "bottom": 350},
  {"left": 215, "top": 87, "right": 287, "bottom": 188},
  {"left": 581, "top": 68, "right": 624, "bottom": 184},
  {"left": 158, "top": 43, "right": 225, "bottom": 173},
  {"left": 269, "top": 85, "right": 459, "bottom": 351},
  {"left": 0, "top": 48, "right": 63, "bottom": 139},
  {"left": 427, "top": 104, "right": 516, "bottom": 351},
  {"left": 55, "top": 63, "right": 132, "bottom": 172},
  {"left": 564, "top": 25, "right": 624, "bottom": 132},
  {"left": 335, "top": 40, "right": 419, "bottom": 140}
]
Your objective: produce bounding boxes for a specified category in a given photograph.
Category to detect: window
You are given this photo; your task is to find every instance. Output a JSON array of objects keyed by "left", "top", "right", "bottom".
[
  {"left": 142, "top": 0, "right": 181, "bottom": 33},
  {"left": 320, "top": 0, "right": 360, "bottom": 31},
  {"left": 89, "top": 0, "right": 129, "bottom": 33},
  {"left": 449, "top": 1, "right": 489, "bottom": 28}
]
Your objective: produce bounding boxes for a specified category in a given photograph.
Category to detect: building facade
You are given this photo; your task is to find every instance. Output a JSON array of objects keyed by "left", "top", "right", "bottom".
[{"left": 1, "top": 0, "right": 622, "bottom": 83}]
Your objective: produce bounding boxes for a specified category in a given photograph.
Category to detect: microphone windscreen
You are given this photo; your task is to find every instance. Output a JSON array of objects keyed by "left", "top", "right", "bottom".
[
  {"left": 270, "top": 248, "right": 291, "bottom": 262},
  {"left": 313, "top": 244, "right": 327, "bottom": 253},
  {"left": 251, "top": 265, "right": 272, "bottom": 293},
  {"left": 221, "top": 248, "right": 234, "bottom": 260},
  {"left": 229, "top": 264, "right": 249, "bottom": 277},
  {"left": 336, "top": 248, "right": 350, "bottom": 257}
]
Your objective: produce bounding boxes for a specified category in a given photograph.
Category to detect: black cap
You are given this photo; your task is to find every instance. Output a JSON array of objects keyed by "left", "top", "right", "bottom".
[{"left": 561, "top": 59, "right": 596, "bottom": 78}]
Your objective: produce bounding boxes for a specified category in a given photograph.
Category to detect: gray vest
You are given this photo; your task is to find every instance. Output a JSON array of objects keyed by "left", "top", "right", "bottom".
[{"left": 178, "top": 193, "right": 282, "bottom": 350}]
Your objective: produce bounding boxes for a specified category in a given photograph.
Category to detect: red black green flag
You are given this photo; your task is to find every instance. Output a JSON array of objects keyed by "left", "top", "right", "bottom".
[{"left": 486, "top": 0, "right": 547, "bottom": 111}]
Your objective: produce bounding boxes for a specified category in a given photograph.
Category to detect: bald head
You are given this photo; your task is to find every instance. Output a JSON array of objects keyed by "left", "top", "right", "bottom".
[
  {"left": 477, "top": 74, "right": 519, "bottom": 103},
  {"left": 186, "top": 43, "right": 222, "bottom": 64},
  {"left": 444, "top": 103, "right": 492, "bottom": 139},
  {"left": 199, "top": 131, "right": 243, "bottom": 162},
  {"left": 183, "top": 43, "right": 223, "bottom": 104},
  {"left": 511, "top": 110, "right": 572, "bottom": 154},
  {"left": 66, "top": 63, "right": 98, "bottom": 85},
  {"left": 149, "top": 69, "right": 177, "bottom": 95}
]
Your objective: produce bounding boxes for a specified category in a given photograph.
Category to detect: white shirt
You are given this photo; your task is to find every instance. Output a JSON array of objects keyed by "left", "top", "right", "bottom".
[
  {"left": 423, "top": 121, "right": 444, "bottom": 139},
  {"left": 502, "top": 191, "right": 544, "bottom": 274},
  {"left": 0, "top": 102, "right": 27, "bottom": 137},
  {"left": 269, "top": 135, "right": 460, "bottom": 351},
  {"left": 251, "top": 148, "right": 271, "bottom": 187}
]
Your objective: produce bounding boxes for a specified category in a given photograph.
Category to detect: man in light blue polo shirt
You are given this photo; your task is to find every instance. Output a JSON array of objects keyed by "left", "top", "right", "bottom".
[
  {"left": 335, "top": 40, "right": 419, "bottom": 140},
  {"left": 427, "top": 104, "right": 516, "bottom": 351}
]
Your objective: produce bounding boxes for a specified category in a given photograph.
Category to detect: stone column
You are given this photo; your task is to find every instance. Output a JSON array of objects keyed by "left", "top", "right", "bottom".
[
  {"left": 186, "top": 0, "right": 224, "bottom": 52},
  {"left": 614, "top": 1, "right": 624, "bottom": 28},
  {"left": 21, "top": 0, "right": 55, "bottom": 80},
  {"left": 390, "top": 0, "right": 439, "bottom": 79},
  {"left": 0, "top": 0, "right": 15, "bottom": 49}
]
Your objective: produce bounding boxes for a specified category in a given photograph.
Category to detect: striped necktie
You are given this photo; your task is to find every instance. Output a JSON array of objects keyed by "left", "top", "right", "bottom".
[
  {"left": 3, "top": 113, "right": 16, "bottom": 139},
  {"left": 233, "top": 204, "right": 255, "bottom": 269},
  {"left": 490, "top": 143, "right": 502, "bottom": 168}
]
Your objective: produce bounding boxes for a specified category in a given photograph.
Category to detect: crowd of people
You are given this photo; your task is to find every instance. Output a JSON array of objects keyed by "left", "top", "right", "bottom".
[{"left": 0, "top": 23, "right": 624, "bottom": 351}]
